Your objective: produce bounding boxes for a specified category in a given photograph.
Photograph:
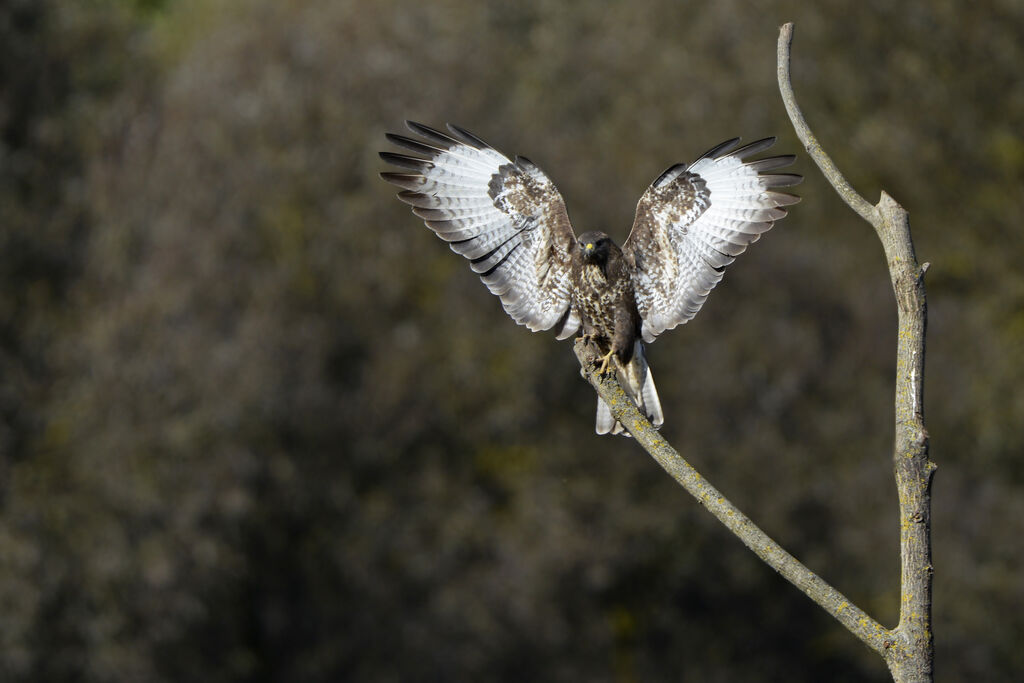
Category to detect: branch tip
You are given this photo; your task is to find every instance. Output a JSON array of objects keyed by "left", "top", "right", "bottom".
[{"left": 776, "top": 22, "right": 878, "bottom": 225}]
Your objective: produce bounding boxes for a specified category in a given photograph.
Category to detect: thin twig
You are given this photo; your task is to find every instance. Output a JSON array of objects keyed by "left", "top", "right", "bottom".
[
  {"left": 573, "top": 340, "right": 891, "bottom": 655},
  {"left": 776, "top": 23, "right": 879, "bottom": 227}
]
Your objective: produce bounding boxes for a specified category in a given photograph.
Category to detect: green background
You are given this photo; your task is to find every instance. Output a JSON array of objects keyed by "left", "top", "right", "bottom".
[{"left": 2, "top": 0, "right": 1021, "bottom": 680}]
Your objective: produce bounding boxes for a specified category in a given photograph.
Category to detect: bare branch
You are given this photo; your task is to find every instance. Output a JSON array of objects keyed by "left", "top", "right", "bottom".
[
  {"left": 575, "top": 22, "right": 935, "bottom": 682},
  {"left": 573, "top": 340, "right": 891, "bottom": 656},
  {"left": 776, "top": 22, "right": 879, "bottom": 226},
  {"left": 777, "top": 22, "right": 935, "bottom": 683}
]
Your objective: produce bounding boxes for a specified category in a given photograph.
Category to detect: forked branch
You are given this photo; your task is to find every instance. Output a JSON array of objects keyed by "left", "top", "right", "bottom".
[
  {"left": 777, "top": 21, "right": 934, "bottom": 682},
  {"left": 577, "top": 22, "right": 934, "bottom": 683}
]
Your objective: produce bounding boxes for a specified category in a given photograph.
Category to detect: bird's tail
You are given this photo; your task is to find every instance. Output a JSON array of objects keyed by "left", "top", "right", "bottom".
[{"left": 596, "top": 341, "right": 664, "bottom": 437}]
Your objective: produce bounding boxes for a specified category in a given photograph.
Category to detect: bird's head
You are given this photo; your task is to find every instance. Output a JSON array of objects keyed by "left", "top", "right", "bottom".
[{"left": 577, "top": 231, "right": 615, "bottom": 265}]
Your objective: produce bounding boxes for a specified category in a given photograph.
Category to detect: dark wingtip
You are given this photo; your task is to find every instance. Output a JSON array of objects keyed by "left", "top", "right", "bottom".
[
  {"left": 446, "top": 123, "right": 491, "bottom": 149},
  {"left": 405, "top": 120, "right": 435, "bottom": 135},
  {"left": 748, "top": 154, "right": 797, "bottom": 172},
  {"left": 386, "top": 132, "right": 445, "bottom": 156},
  {"left": 733, "top": 137, "right": 778, "bottom": 159},
  {"left": 379, "top": 171, "right": 426, "bottom": 190},
  {"left": 699, "top": 137, "right": 742, "bottom": 160},
  {"left": 761, "top": 173, "right": 803, "bottom": 188},
  {"left": 379, "top": 151, "right": 433, "bottom": 171},
  {"left": 405, "top": 121, "right": 460, "bottom": 147},
  {"left": 652, "top": 163, "right": 687, "bottom": 187}
]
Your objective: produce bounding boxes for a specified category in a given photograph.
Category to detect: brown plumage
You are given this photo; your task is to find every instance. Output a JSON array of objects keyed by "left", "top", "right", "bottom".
[
  {"left": 380, "top": 122, "right": 801, "bottom": 436},
  {"left": 569, "top": 231, "right": 659, "bottom": 435}
]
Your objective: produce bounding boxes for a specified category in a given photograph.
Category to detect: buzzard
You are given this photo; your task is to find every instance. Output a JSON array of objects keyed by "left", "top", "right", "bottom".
[{"left": 380, "top": 122, "right": 800, "bottom": 436}]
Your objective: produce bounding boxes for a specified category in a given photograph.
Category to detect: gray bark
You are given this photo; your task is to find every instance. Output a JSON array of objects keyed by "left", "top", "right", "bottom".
[{"left": 573, "top": 22, "right": 935, "bottom": 682}]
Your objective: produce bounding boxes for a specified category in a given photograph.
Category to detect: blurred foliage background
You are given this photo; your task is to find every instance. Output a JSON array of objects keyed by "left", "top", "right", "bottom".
[{"left": 1, "top": 0, "right": 1022, "bottom": 680}]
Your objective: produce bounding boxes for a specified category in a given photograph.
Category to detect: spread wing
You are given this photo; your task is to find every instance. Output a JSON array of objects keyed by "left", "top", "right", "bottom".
[
  {"left": 381, "top": 122, "right": 580, "bottom": 337},
  {"left": 623, "top": 137, "right": 801, "bottom": 342}
]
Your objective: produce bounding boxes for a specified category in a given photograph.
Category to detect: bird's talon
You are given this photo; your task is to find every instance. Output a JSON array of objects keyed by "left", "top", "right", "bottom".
[{"left": 596, "top": 349, "right": 616, "bottom": 375}]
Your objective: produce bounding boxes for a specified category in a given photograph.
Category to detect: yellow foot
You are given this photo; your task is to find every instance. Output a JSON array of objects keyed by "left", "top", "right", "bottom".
[{"left": 596, "top": 349, "right": 617, "bottom": 375}]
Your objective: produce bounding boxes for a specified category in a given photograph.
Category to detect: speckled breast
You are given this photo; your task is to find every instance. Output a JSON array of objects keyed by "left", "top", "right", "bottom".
[{"left": 573, "top": 264, "right": 627, "bottom": 341}]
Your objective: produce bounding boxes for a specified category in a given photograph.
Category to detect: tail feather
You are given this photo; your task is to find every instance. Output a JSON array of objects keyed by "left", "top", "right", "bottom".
[
  {"left": 595, "top": 396, "right": 619, "bottom": 435},
  {"left": 641, "top": 363, "right": 664, "bottom": 427},
  {"left": 595, "top": 341, "right": 663, "bottom": 437}
]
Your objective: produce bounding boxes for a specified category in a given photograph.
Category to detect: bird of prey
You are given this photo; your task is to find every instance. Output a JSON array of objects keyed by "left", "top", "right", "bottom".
[{"left": 380, "top": 122, "right": 800, "bottom": 436}]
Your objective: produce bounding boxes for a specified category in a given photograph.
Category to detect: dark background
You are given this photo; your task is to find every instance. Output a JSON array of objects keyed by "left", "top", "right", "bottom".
[{"left": 2, "top": 0, "right": 1022, "bottom": 680}]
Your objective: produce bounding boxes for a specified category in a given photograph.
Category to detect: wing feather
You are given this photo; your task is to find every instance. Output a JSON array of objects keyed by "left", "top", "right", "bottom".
[
  {"left": 624, "top": 138, "right": 801, "bottom": 342},
  {"left": 381, "top": 122, "right": 579, "bottom": 334}
]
